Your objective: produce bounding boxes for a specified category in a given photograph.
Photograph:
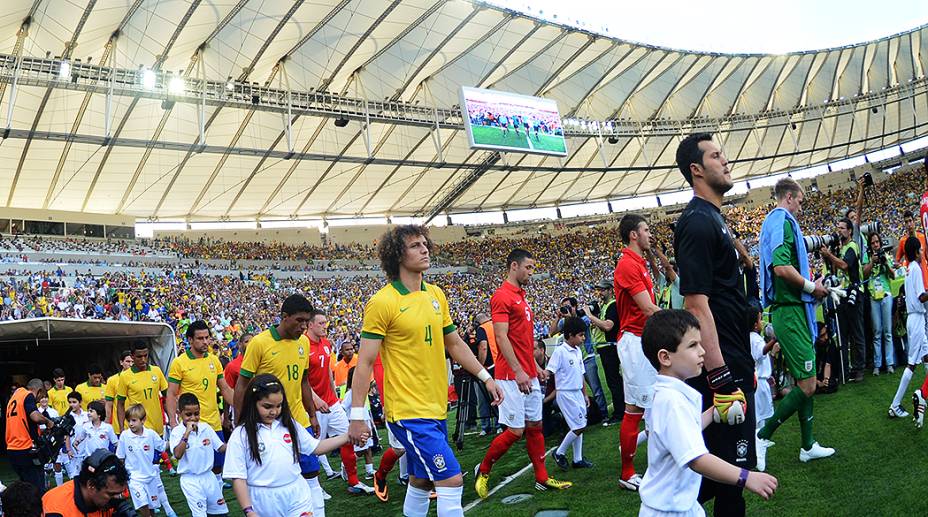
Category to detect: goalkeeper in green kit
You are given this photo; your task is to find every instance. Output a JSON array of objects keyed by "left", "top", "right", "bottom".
[{"left": 757, "top": 177, "right": 836, "bottom": 469}]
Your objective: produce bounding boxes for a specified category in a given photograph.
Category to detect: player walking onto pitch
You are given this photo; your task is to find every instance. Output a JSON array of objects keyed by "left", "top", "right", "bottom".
[
  {"left": 757, "top": 178, "right": 835, "bottom": 467},
  {"left": 349, "top": 225, "right": 503, "bottom": 517},
  {"left": 476, "top": 249, "right": 573, "bottom": 498}
]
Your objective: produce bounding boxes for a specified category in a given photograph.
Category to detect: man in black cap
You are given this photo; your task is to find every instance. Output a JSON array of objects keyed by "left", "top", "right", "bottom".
[{"left": 584, "top": 279, "right": 623, "bottom": 426}]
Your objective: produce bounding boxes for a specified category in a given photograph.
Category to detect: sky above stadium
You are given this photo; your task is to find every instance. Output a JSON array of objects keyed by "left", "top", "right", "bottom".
[{"left": 485, "top": 0, "right": 928, "bottom": 54}]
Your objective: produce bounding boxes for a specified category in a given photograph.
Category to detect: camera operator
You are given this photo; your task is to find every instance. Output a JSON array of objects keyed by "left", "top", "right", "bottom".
[
  {"left": 4, "top": 378, "right": 56, "bottom": 492},
  {"left": 583, "top": 279, "right": 623, "bottom": 426},
  {"left": 846, "top": 174, "right": 870, "bottom": 264},
  {"left": 864, "top": 231, "right": 897, "bottom": 375},
  {"left": 42, "top": 449, "right": 133, "bottom": 517},
  {"left": 474, "top": 314, "right": 500, "bottom": 435},
  {"left": 820, "top": 218, "right": 867, "bottom": 382},
  {"left": 551, "top": 298, "right": 608, "bottom": 420}
]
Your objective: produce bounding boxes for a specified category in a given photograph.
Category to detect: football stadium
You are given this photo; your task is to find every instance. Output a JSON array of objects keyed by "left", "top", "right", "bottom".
[{"left": 1, "top": 0, "right": 928, "bottom": 515}]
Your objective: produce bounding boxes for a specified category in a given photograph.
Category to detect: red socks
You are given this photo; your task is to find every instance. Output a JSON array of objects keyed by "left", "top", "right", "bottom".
[
  {"left": 340, "top": 443, "right": 359, "bottom": 485},
  {"left": 376, "top": 447, "right": 399, "bottom": 478},
  {"left": 921, "top": 373, "right": 928, "bottom": 400},
  {"left": 524, "top": 426, "right": 549, "bottom": 483},
  {"left": 480, "top": 429, "right": 520, "bottom": 474},
  {"left": 620, "top": 411, "right": 643, "bottom": 481}
]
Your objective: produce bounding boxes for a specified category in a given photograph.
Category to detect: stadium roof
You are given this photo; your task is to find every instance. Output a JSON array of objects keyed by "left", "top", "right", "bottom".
[{"left": 0, "top": 0, "right": 926, "bottom": 221}]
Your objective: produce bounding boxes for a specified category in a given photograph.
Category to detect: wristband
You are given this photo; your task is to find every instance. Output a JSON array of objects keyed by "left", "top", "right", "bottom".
[
  {"left": 476, "top": 369, "right": 492, "bottom": 382},
  {"left": 349, "top": 407, "right": 367, "bottom": 421},
  {"left": 706, "top": 365, "right": 734, "bottom": 393},
  {"left": 736, "top": 468, "right": 749, "bottom": 488},
  {"left": 242, "top": 506, "right": 255, "bottom": 516},
  {"left": 802, "top": 279, "right": 816, "bottom": 294}
]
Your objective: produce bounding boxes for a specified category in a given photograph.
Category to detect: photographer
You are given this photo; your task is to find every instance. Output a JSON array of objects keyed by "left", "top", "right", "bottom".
[
  {"left": 583, "top": 279, "right": 623, "bottom": 425},
  {"left": 864, "top": 232, "right": 897, "bottom": 374},
  {"left": 4, "top": 378, "right": 56, "bottom": 492},
  {"left": 820, "top": 218, "right": 866, "bottom": 382},
  {"left": 42, "top": 449, "right": 133, "bottom": 517}
]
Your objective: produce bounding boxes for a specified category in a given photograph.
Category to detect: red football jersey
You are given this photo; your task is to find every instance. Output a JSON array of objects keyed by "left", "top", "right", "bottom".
[
  {"left": 614, "top": 248, "right": 655, "bottom": 337},
  {"left": 491, "top": 281, "right": 536, "bottom": 380},
  {"left": 308, "top": 337, "right": 339, "bottom": 406},
  {"left": 921, "top": 191, "right": 928, "bottom": 237}
]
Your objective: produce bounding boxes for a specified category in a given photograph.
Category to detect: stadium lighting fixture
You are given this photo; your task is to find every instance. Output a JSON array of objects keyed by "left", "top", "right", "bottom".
[
  {"left": 141, "top": 67, "right": 156, "bottom": 89},
  {"left": 58, "top": 60, "right": 71, "bottom": 80},
  {"left": 225, "top": 78, "right": 234, "bottom": 91},
  {"left": 334, "top": 116, "right": 349, "bottom": 127},
  {"left": 168, "top": 75, "right": 185, "bottom": 95}
]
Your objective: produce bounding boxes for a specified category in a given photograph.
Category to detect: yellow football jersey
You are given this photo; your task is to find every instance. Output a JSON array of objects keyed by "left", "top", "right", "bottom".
[
  {"left": 116, "top": 366, "right": 168, "bottom": 434},
  {"left": 104, "top": 372, "right": 122, "bottom": 433},
  {"left": 239, "top": 327, "right": 311, "bottom": 428},
  {"left": 168, "top": 351, "right": 225, "bottom": 430},
  {"left": 74, "top": 382, "right": 107, "bottom": 410},
  {"left": 361, "top": 280, "right": 455, "bottom": 422},
  {"left": 47, "top": 386, "right": 71, "bottom": 416}
]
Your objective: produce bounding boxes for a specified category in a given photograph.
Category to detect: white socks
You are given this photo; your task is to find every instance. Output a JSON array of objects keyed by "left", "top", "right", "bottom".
[
  {"left": 637, "top": 430, "right": 648, "bottom": 447},
  {"left": 893, "top": 367, "right": 914, "bottom": 408},
  {"left": 157, "top": 483, "right": 176, "bottom": 516},
  {"left": 399, "top": 453, "right": 408, "bottom": 478},
  {"left": 318, "top": 454, "right": 334, "bottom": 476},
  {"left": 556, "top": 430, "right": 580, "bottom": 457},
  {"left": 435, "top": 485, "right": 464, "bottom": 517},
  {"left": 306, "top": 476, "right": 326, "bottom": 517},
  {"left": 573, "top": 434, "right": 583, "bottom": 462},
  {"left": 54, "top": 471, "right": 63, "bottom": 486},
  {"left": 403, "top": 485, "right": 431, "bottom": 516},
  {"left": 366, "top": 463, "right": 374, "bottom": 475}
]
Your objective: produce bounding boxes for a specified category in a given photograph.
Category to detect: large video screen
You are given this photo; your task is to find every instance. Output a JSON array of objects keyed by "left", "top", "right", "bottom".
[{"left": 460, "top": 86, "right": 567, "bottom": 156}]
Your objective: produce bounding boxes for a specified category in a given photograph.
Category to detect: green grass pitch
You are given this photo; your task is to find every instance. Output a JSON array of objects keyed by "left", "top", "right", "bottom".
[
  {"left": 470, "top": 125, "right": 567, "bottom": 154},
  {"left": 7, "top": 370, "right": 928, "bottom": 515}
]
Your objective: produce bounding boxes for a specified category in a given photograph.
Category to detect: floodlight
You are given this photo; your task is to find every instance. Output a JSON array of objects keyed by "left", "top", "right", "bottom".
[
  {"left": 58, "top": 60, "right": 71, "bottom": 80},
  {"left": 168, "top": 75, "right": 185, "bottom": 95},
  {"left": 141, "top": 68, "right": 156, "bottom": 89}
]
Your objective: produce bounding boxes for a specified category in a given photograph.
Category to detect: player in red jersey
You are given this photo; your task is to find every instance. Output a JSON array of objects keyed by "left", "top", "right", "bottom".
[
  {"left": 915, "top": 156, "right": 928, "bottom": 422},
  {"left": 305, "top": 310, "right": 373, "bottom": 495},
  {"left": 614, "top": 213, "right": 662, "bottom": 491},
  {"left": 475, "top": 249, "right": 572, "bottom": 498}
]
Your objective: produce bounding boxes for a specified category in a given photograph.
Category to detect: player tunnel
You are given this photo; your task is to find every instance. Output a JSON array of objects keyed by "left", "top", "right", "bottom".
[{"left": 0, "top": 318, "right": 177, "bottom": 395}]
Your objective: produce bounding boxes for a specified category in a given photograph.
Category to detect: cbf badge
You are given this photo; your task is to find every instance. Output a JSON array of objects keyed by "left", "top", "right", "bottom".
[
  {"left": 298, "top": 346, "right": 304, "bottom": 356},
  {"left": 151, "top": 375, "right": 157, "bottom": 383},
  {"left": 432, "top": 299, "right": 441, "bottom": 314},
  {"left": 433, "top": 453, "right": 447, "bottom": 472},
  {"left": 736, "top": 439, "right": 749, "bottom": 459}
]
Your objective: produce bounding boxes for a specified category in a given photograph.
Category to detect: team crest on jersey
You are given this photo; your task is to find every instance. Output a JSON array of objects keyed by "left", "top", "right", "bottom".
[
  {"left": 432, "top": 299, "right": 441, "bottom": 313},
  {"left": 298, "top": 346, "right": 305, "bottom": 356},
  {"left": 151, "top": 375, "right": 157, "bottom": 383},
  {"left": 804, "top": 360, "right": 813, "bottom": 372},
  {"left": 209, "top": 363, "right": 215, "bottom": 371},
  {"left": 257, "top": 442, "right": 266, "bottom": 453},
  {"left": 202, "top": 439, "right": 211, "bottom": 446},
  {"left": 433, "top": 453, "right": 446, "bottom": 471},
  {"left": 736, "top": 439, "right": 749, "bottom": 459},
  {"left": 283, "top": 433, "right": 292, "bottom": 444}
]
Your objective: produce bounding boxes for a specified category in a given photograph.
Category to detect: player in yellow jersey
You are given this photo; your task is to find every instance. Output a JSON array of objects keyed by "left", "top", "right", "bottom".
[
  {"left": 166, "top": 320, "right": 233, "bottom": 482},
  {"left": 74, "top": 364, "right": 106, "bottom": 410},
  {"left": 233, "top": 294, "right": 326, "bottom": 516},
  {"left": 104, "top": 350, "right": 133, "bottom": 434},
  {"left": 47, "top": 368, "right": 71, "bottom": 416},
  {"left": 349, "top": 225, "right": 503, "bottom": 516},
  {"left": 116, "top": 342, "right": 169, "bottom": 434}
]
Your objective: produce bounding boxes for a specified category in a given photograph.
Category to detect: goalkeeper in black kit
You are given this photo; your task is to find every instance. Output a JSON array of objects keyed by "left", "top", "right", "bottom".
[{"left": 673, "top": 133, "right": 756, "bottom": 517}]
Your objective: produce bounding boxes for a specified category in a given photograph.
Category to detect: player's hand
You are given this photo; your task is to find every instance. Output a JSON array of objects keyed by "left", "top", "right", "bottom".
[
  {"left": 348, "top": 420, "right": 369, "bottom": 447},
  {"left": 745, "top": 471, "right": 778, "bottom": 500},
  {"left": 484, "top": 379, "right": 504, "bottom": 407},
  {"left": 67, "top": 450, "right": 74, "bottom": 459},
  {"left": 316, "top": 400, "right": 330, "bottom": 414},
  {"left": 536, "top": 365, "right": 549, "bottom": 382},
  {"left": 515, "top": 369, "right": 532, "bottom": 394},
  {"left": 811, "top": 278, "right": 828, "bottom": 299},
  {"left": 712, "top": 389, "right": 747, "bottom": 426},
  {"left": 586, "top": 396, "right": 591, "bottom": 408},
  {"left": 310, "top": 414, "right": 321, "bottom": 437}
]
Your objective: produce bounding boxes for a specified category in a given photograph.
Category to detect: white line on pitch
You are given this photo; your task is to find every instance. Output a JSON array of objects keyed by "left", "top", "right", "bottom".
[{"left": 463, "top": 446, "right": 556, "bottom": 514}]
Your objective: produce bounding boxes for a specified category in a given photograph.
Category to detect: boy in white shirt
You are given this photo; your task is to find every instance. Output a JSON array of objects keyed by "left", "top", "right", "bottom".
[
  {"left": 170, "top": 392, "right": 229, "bottom": 517},
  {"left": 889, "top": 237, "right": 928, "bottom": 424},
  {"left": 116, "top": 403, "right": 170, "bottom": 517},
  {"left": 64, "top": 392, "right": 89, "bottom": 479},
  {"left": 748, "top": 307, "right": 780, "bottom": 472},
  {"left": 638, "top": 309, "right": 777, "bottom": 516},
  {"left": 72, "top": 401, "right": 118, "bottom": 458},
  {"left": 549, "top": 316, "right": 593, "bottom": 470}
]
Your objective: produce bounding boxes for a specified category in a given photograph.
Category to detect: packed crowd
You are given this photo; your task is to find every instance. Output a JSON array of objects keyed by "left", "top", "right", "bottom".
[{"left": 0, "top": 166, "right": 923, "bottom": 363}]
